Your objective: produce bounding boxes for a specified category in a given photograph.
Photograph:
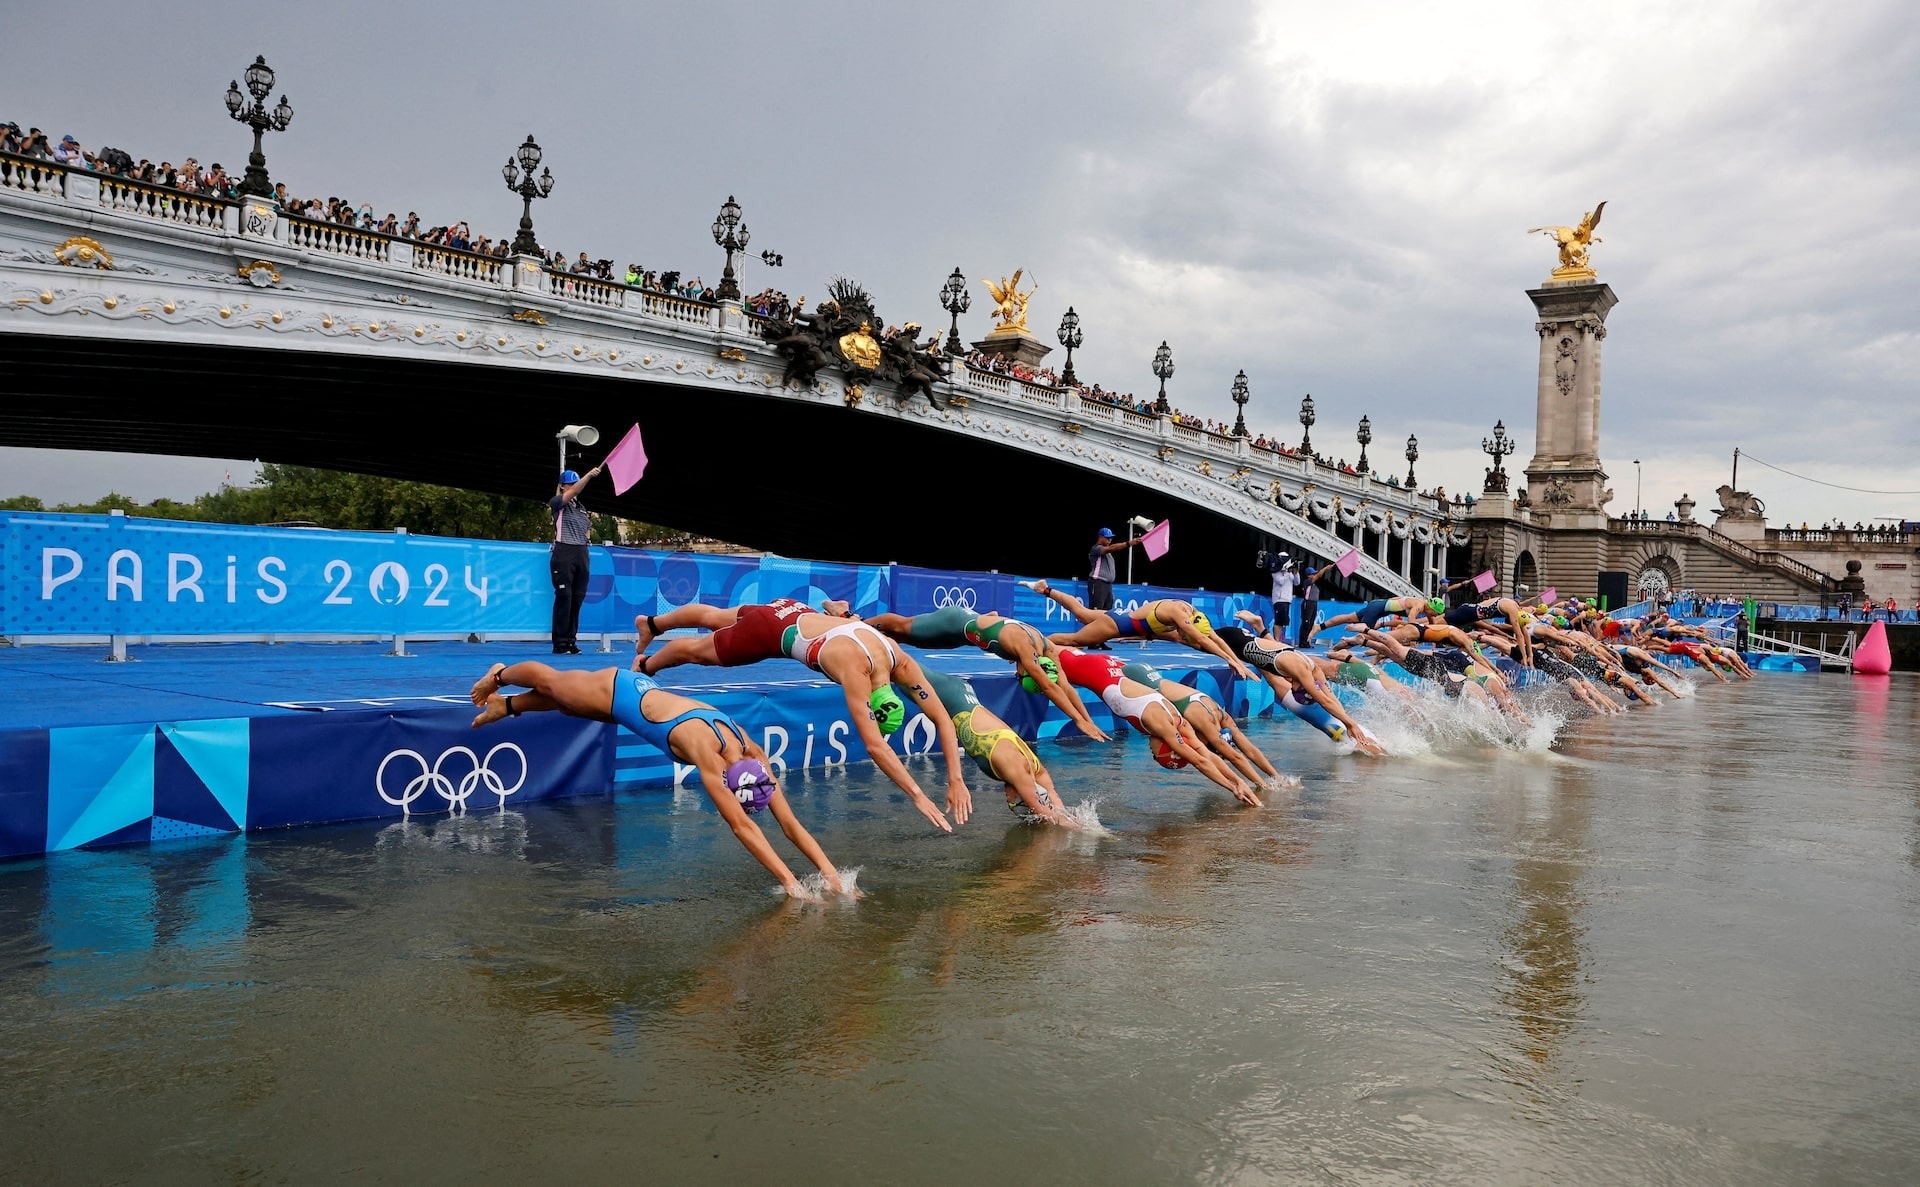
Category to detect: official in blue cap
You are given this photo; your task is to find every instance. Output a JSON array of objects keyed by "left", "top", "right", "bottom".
[
  {"left": 1085, "top": 526, "right": 1138, "bottom": 646},
  {"left": 548, "top": 462, "right": 603, "bottom": 654}
]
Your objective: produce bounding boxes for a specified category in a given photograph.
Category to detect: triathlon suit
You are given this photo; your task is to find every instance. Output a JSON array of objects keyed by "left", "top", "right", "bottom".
[
  {"left": 1126, "top": 662, "right": 1233, "bottom": 741},
  {"left": 963, "top": 616, "right": 1049, "bottom": 662},
  {"left": 1055, "top": 647, "right": 1173, "bottom": 732},
  {"left": 611, "top": 670, "right": 745, "bottom": 756},
  {"left": 919, "top": 669, "right": 1046, "bottom": 789},
  {"left": 1396, "top": 648, "right": 1469, "bottom": 696},
  {"left": 783, "top": 619, "right": 898, "bottom": 673},
  {"left": 1353, "top": 599, "right": 1392, "bottom": 628},
  {"left": 1141, "top": 601, "right": 1215, "bottom": 639},
  {"left": 709, "top": 597, "right": 813, "bottom": 666},
  {"left": 1419, "top": 624, "right": 1456, "bottom": 643},
  {"left": 1535, "top": 652, "right": 1587, "bottom": 684},
  {"left": 1443, "top": 602, "right": 1498, "bottom": 630},
  {"left": 905, "top": 604, "right": 976, "bottom": 648},
  {"left": 1332, "top": 661, "right": 1384, "bottom": 693},
  {"left": 1214, "top": 625, "right": 1289, "bottom": 673},
  {"left": 1105, "top": 609, "right": 1146, "bottom": 638},
  {"left": 1667, "top": 640, "right": 1704, "bottom": 663}
]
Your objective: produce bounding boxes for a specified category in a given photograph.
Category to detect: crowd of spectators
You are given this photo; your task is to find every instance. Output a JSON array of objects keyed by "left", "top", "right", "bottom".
[{"left": 2, "top": 116, "right": 720, "bottom": 300}]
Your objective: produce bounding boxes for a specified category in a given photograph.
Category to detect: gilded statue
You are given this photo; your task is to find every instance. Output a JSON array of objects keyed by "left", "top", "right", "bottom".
[
  {"left": 1527, "top": 201, "right": 1606, "bottom": 279},
  {"left": 981, "top": 269, "right": 1036, "bottom": 334}
]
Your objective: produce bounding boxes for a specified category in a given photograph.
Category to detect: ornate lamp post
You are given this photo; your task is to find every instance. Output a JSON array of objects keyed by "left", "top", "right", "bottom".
[
  {"left": 1482, "top": 418, "right": 1516, "bottom": 492},
  {"left": 224, "top": 55, "right": 294, "bottom": 200},
  {"left": 1405, "top": 433, "right": 1419, "bottom": 486},
  {"left": 1356, "top": 414, "right": 1373, "bottom": 473},
  {"left": 710, "top": 195, "right": 750, "bottom": 302},
  {"left": 939, "top": 267, "right": 970, "bottom": 355},
  {"left": 1151, "top": 341, "right": 1174, "bottom": 415},
  {"left": 1231, "top": 370, "right": 1251, "bottom": 436},
  {"left": 1056, "top": 306, "right": 1083, "bottom": 387},
  {"left": 1298, "top": 393, "right": 1316, "bottom": 456},
  {"left": 502, "top": 135, "right": 555, "bottom": 256}
]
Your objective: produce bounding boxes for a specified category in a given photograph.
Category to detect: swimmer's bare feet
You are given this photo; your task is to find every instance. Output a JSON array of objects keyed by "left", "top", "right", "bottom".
[
  {"left": 1020, "top": 578, "right": 1050, "bottom": 595},
  {"left": 633, "top": 613, "right": 657, "bottom": 653},
  {"left": 470, "top": 692, "right": 510, "bottom": 728},
  {"left": 1234, "top": 609, "right": 1264, "bottom": 627},
  {"left": 469, "top": 663, "right": 507, "bottom": 707}
]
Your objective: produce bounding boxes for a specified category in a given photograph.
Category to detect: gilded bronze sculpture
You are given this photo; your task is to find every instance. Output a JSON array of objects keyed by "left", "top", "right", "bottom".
[{"left": 1527, "top": 201, "right": 1606, "bottom": 280}]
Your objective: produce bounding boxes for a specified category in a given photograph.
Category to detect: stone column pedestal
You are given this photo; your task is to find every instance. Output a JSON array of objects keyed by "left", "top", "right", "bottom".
[{"left": 970, "top": 328, "right": 1052, "bottom": 369}]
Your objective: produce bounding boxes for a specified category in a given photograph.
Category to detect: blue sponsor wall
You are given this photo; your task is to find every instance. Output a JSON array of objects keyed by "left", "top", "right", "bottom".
[{"left": 2, "top": 512, "right": 1347, "bottom": 639}]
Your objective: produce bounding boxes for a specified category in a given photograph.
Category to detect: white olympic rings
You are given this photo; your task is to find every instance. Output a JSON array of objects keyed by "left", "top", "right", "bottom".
[
  {"left": 375, "top": 742, "right": 528, "bottom": 813},
  {"left": 930, "top": 585, "right": 979, "bottom": 609}
]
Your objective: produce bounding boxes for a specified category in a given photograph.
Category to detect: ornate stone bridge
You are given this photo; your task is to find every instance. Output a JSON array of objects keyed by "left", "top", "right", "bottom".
[{"left": 0, "top": 154, "right": 1458, "bottom": 595}]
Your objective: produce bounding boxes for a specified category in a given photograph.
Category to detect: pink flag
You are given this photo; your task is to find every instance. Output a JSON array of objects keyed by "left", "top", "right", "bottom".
[
  {"left": 604, "top": 423, "right": 648, "bottom": 494},
  {"left": 1140, "top": 519, "right": 1171, "bottom": 561},
  {"left": 1335, "top": 547, "right": 1361, "bottom": 577},
  {"left": 1472, "top": 570, "right": 1497, "bottom": 594},
  {"left": 1539, "top": 586, "right": 1558, "bottom": 605}
]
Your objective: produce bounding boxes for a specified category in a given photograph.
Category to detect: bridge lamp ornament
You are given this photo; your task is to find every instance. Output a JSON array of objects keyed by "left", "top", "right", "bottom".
[
  {"left": 1231, "top": 370, "right": 1251, "bottom": 437},
  {"left": 939, "top": 267, "right": 971, "bottom": 356},
  {"left": 1056, "top": 307, "right": 1084, "bottom": 387},
  {"left": 710, "top": 195, "right": 750, "bottom": 302},
  {"left": 1482, "top": 419, "right": 1516, "bottom": 493},
  {"left": 503, "top": 135, "right": 555, "bottom": 256},
  {"left": 224, "top": 54, "right": 294, "bottom": 200},
  {"left": 1356, "top": 414, "right": 1372, "bottom": 473},
  {"left": 1299, "top": 393, "right": 1316, "bottom": 456},
  {"left": 1151, "top": 341, "right": 1175, "bottom": 415},
  {"left": 1405, "top": 433, "right": 1419, "bottom": 487},
  {"left": 556, "top": 423, "right": 600, "bottom": 476}
]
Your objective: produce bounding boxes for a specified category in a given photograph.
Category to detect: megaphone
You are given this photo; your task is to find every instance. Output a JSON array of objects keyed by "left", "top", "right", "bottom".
[
  {"left": 1128, "top": 515, "right": 1156, "bottom": 531},
  {"left": 558, "top": 424, "right": 600, "bottom": 446}
]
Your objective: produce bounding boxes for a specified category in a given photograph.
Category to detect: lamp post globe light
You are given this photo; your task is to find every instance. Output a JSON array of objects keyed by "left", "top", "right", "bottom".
[
  {"left": 225, "top": 54, "right": 294, "bottom": 200},
  {"left": 1356, "top": 414, "right": 1373, "bottom": 473},
  {"left": 1231, "top": 370, "right": 1251, "bottom": 437},
  {"left": 1151, "top": 341, "right": 1174, "bottom": 415},
  {"left": 1405, "top": 433, "right": 1419, "bottom": 487},
  {"left": 502, "top": 135, "right": 555, "bottom": 256},
  {"left": 1055, "top": 307, "right": 1084, "bottom": 387},
  {"left": 1481, "top": 419, "right": 1516, "bottom": 492},
  {"left": 939, "top": 267, "right": 970, "bottom": 355},
  {"left": 1299, "top": 393, "right": 1316, "bottom": 456},
  {"left": 711, "top": 195, "right": 750, "bottom": 302}
]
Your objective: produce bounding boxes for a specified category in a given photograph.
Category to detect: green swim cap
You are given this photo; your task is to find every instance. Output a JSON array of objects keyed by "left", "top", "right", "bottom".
[
  {"left": 869, "top": 686, "right": 905, "bottom": 734},
  {"left": 1020, "top": 655, "right": 1060, "bottom": 695},
  {"left": 1427, "top": 598, "right": 1445, "bottom": 614},
  {"left": 1553, "top": 615, "right": 1570, "bottom": 628}
]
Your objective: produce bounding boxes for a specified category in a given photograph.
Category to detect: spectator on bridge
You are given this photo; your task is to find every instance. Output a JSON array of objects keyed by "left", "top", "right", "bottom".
[
  {"left": 52, "top": 135, "right": 82, "bottom": 166},
  {"left": 15, "top": 127, "right": 51, "bottom": 159},
  {"left": 548, "top": 463, "right": 604, "bottom": 654}
]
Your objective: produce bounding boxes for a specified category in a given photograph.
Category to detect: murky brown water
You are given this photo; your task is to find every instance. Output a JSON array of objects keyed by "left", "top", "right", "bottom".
[{"left": 3, "top": 674, "right": 1918, "bottom": 1184}]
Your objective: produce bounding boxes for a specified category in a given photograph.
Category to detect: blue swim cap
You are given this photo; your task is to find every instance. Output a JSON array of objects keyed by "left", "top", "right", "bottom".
[
  {"left": 724, "top": 758, "right": 774, "bottom": 813},
  {"left": 559, "top": 469, "right": 580, "bottom": 485}
]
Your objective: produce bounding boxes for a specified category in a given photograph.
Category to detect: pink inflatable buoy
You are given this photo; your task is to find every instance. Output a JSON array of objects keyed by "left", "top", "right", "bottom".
[{"left": 1854, "top": 620, "right": 1892, "bottom": 676}]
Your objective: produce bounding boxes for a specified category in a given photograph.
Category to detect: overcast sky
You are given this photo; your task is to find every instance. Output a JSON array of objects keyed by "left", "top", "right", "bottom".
[{"left": 5, "top": 0, "right": 1916, "bottom": 524}]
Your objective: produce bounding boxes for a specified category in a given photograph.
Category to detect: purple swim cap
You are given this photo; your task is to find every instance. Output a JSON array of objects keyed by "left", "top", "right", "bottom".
[{"left": 724, "top": 758, "right": 775, "bottom": 813}]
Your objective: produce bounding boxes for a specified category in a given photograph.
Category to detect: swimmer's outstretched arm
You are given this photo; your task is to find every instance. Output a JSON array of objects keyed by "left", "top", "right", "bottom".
[
  {"left": 697, "top": 765, "right": 820, "bottom": 900},
  {"left": 837, "top": 679, "right": 954, "bottom": 834},
  {"left": 895, "top": 655, "right": 974, "bottom": 827},
  {"left": 1173, "top": 613, "right": 1252, "bottom": 679}
]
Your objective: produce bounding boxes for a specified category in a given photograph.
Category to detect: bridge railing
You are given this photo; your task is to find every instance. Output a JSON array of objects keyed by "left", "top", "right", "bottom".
[
  {"left": 284, "top": 214, "right": 394, "bottom": 264},
  {"left": 0, "top": 151, "right": 70, "bottom": 198},
  {"left": 411, "top": 242, "right": 505, "bottom": 285}
]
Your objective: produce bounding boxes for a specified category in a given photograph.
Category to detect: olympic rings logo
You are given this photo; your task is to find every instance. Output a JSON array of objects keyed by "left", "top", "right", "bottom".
[
  {"left": 375, "top": 743, "right": 528, "bottom": 813},
  {"left": 931, "top": 585, "right": 979, "bottom": 609}
]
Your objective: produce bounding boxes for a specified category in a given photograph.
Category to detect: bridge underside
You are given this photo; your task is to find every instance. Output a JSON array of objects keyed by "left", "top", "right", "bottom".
[{"left": 0, "top": 334, "right": 1325, "bottom": 595}]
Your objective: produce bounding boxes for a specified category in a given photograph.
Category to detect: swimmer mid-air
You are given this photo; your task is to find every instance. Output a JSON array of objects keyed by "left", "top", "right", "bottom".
[
  {"left": 866, "top": 604, "right": 1110, "bottom": 740},
  {"left": 1054, "top": 646, "right": 1262, "bottom": 805},
  {"left": 916, "top": 669, "right": 1079, "bottom": 827},
  {"left": 1026, "top": 580, "right": 1253, "bottom": 679},
  {"left": 469, "top": 661, "right": 847, "bottom": 899}
]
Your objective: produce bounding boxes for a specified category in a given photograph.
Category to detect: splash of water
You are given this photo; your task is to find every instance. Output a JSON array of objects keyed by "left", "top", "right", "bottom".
[
  {"left": 1058, "top": 798, "right": 1115, "bottom": 837},
  {"left": 782, "top": 866, "right": 863, "bottom": 901},
  {"left": 1347, "top": 681, "right": 1567, "bottom": 756}
]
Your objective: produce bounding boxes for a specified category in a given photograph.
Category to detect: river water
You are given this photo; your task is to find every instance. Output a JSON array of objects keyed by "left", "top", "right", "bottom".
[{"left": 3, "top": 673, "right": 1918, "bottom": 1184}]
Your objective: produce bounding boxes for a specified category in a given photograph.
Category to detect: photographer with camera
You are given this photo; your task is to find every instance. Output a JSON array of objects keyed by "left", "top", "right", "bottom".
[{"left": 1257, "top": 549, "right": 1300, "bottom": 646}]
